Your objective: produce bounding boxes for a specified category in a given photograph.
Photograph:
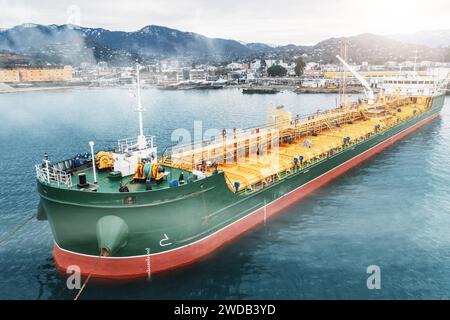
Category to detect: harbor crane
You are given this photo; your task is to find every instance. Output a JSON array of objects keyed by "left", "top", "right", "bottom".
[{"left": 336, "top": 55, "right": 375, "bottom": 105}]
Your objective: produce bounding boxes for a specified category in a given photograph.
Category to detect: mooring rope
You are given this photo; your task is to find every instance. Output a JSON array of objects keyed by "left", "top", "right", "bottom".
[
  {"left": 0, "top": 213, "right": 36, "bottom": 247},
  {"left": 74, "top": 256, "right": 102, "bottom": 300}
]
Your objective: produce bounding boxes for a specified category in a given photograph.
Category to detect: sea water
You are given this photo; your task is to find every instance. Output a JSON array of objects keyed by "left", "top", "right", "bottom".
[{"left": 0, "top": 88, "right": 449, "bottom": 299}]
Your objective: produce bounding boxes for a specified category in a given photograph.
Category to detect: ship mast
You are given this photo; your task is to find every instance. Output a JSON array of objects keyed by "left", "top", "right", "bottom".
[
  {"left": 339, "top": 39, "right": 348, "bottom": 108},
  {"left": 135, "top": 64, "right": 147, "bottom": 150}
]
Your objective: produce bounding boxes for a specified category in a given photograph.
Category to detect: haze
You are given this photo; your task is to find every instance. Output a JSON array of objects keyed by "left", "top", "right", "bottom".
[{"left": 1, "top": 0, "right": 449, "bottom": 45}]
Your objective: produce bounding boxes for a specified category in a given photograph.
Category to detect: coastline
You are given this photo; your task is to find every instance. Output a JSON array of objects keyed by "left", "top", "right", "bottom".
[
  {"left": 0, "top": 85, "right": 93, "bottom": 94},
  {"left": 0, "top": 81, "right": 94, "bottom": 94},
  {"left": 0, "top": 84, "right": 353, "bottom": 94}
]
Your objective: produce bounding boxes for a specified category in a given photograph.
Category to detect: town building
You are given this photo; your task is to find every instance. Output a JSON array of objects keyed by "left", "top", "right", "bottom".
[
  {"left": 189, "top": 69, "right": 207, "bottom": 81},
  {"left": 0, "top": 65, "right": 73, "bottom": 83},
  {"left": 0, "top": 68, "right": 20, "bottom": 82},
  {"left": 226, "top": 62, "right": 243, "bottom": 71},
  {"left": 250, "top": 60, "right": 261, "bottom": 71}
]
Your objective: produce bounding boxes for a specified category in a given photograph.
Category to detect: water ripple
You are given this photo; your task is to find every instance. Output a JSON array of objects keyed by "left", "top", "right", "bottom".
[{"left": 0, "top": 89, "right": 449, "bottom": 299}]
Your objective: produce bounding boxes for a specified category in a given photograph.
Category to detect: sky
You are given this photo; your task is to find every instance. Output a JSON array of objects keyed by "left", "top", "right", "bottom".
[{"left": 1, "top": 0, "right": 450, "bottom": 45}]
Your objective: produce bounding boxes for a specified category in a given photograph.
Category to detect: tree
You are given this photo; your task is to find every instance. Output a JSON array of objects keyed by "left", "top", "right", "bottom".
[
  {"left": 267, "top": 65, "right": 287, "bottom": 77},
  {"left": 259, "top": 59, "right": 267, "bottom": 72},
  {"left": 294, "top": 57, "right": 306, "bottom": 77}
]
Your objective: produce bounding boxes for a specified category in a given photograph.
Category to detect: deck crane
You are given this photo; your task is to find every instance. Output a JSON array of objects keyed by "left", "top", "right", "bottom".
[{"left": 336, "top": 55, "right": 375, "bottom": 105}]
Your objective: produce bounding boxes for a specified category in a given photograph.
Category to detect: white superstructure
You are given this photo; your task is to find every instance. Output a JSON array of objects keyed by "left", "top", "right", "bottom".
[
  {"left": 112, "top": 65, "right": 158, "bottom": 177},
  {"left": 380, "top": 73, "right": 446, "bottom": 97}
]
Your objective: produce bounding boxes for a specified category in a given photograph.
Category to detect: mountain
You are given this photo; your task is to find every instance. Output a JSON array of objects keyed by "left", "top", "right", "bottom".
[
  {"left": 245, "top": 43, "right": 274, "bottom": 51},
  {"left": 309, "top": 33, "right": 448, "bottom": 64},
  {"left": 0, "top": 23, "right": 449, "bottom": 66},
  {"left": 83, "top": 25, "right": 256, "bottom": 58},
  {"left": 0, "top": 24, "right": 138, "bottom": 66},
  {"left": 269, "top": 33, "right": 450, "bottom": 64},
  {"left": 0, "top": 24, "right": 269, "bottom": 65},
  {"left": 389, "top": 30, "right": 450, "bottom": 48}
]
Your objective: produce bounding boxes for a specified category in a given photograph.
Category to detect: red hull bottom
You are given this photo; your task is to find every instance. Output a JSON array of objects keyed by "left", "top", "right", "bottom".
[{"left": 54, "top": 113, "right": 440, "bottom": 279}]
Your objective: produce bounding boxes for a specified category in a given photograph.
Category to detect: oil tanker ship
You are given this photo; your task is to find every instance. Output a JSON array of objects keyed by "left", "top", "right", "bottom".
[{"left": 36, "top": 56, "right": 446, "bottom": 279}]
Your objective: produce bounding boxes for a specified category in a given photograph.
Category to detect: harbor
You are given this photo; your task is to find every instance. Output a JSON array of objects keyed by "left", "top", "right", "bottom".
[{"left": 3, "top": 58, "right": 449, "bottom": 95}]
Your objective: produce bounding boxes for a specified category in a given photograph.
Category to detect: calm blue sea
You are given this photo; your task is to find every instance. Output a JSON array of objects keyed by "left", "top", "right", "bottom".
[{"left": 0, "top": 88, "right": 449, "bottom": 299}]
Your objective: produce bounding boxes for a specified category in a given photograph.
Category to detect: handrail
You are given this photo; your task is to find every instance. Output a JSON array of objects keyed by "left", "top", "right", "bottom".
[
  {"left": 35, "top": 164, "right": 72, "bottom": 187},
  {"left": 117, "top": 135, "right": 155, "bottom": 153}
]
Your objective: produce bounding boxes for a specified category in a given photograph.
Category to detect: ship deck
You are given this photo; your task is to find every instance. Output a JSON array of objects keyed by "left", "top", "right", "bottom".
[
  {"left": 75, "top": 165, "right": 192, "bottom": 193},
  {"left": 221, "top": 103, "right": 426, "bottom": 191},
  {"left": 38, "top": 95, "right": 432, "bottom": 194},
  {"left": 161, "top": 95, "right": 431, "bottom": 193}
]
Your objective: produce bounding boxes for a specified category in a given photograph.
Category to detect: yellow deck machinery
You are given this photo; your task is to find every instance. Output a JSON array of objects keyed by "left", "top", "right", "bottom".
[{"left": 95, "top": 151, "right": 114, "bottom": 171}]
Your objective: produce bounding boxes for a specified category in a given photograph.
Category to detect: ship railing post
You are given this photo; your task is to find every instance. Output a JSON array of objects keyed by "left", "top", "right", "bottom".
[
  {"left": 89, "top": 141, "right": 97, "bottom": 184},
  {"left": 44, "top": 153, "right": 50, "bottom": 184}
]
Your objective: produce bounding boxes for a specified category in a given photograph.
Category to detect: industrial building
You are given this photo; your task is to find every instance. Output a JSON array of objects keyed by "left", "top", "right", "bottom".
[{"left": 0, "top": 65, "right": 73, "bottom": 83}]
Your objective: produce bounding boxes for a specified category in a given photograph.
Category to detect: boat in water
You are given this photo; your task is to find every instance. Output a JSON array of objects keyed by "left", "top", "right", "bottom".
[
  {"left": 35, "top": 58, "right": 446, "bottom": 279},
  {"left": 157, "top": 80, "right": 224, "bottom": 90},
  {"left": 242, "top": 87, "right": 279, "bottom": 94}
]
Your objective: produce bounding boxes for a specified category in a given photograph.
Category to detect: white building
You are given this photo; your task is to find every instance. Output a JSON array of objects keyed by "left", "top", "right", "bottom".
[
  {"left": 250, "top": 60, "right": 261, "bottom": 71},
  {"left": 176, "top": 72, "right": 184, "bottom": 81},
  {"left": 302, "top": 78, "right": 328, "bottom": 88},
  {"left": 265, "top": 59, "right": 277, "bottom": 68},
  {"left": 226, "top": 62, "right": 243, "bottom": 70},
  {"left": 322, "top": 64, "right": 340, "bottom": 72},
  {"left": 189, "top": 69, "right": 207, "bottom": 81},
  {"left": 305, "top": 62, "right": 319, "bottom": 70}
]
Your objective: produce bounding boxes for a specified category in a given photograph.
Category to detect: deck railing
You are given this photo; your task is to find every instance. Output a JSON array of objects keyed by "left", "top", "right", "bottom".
[
  {"left": 117, "top": 135, "right": 155, "bottom": 153},
  {"left": 35, "top": 164, "right": 73, "bottom": 187}
]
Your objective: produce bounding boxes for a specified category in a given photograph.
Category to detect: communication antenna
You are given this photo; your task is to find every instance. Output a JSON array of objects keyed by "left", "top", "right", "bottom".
[
  {"left": 339, "top": 39, "right": 349, "bottom": 108},
  {"left": 135, "top": 64, "right": 147, "bottom": 150}
]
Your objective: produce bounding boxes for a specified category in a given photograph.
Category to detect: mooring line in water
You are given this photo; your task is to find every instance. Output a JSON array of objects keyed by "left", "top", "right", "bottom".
[
  {"left": 0, "top": 213, "right": 36, "bottom": 247},
  {"left": 74, "top": 256, "right": 102, "bottom": 300}
]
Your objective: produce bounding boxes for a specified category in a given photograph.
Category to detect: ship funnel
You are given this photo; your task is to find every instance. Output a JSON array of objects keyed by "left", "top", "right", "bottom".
[{"left": 96, "top": 215, "right": 129, "bottom": 256}]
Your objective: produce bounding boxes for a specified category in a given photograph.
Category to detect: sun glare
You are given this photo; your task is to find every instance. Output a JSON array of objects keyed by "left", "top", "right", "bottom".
[{"left": 358, "top": 0, "right": 446, "bottom": 35}]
